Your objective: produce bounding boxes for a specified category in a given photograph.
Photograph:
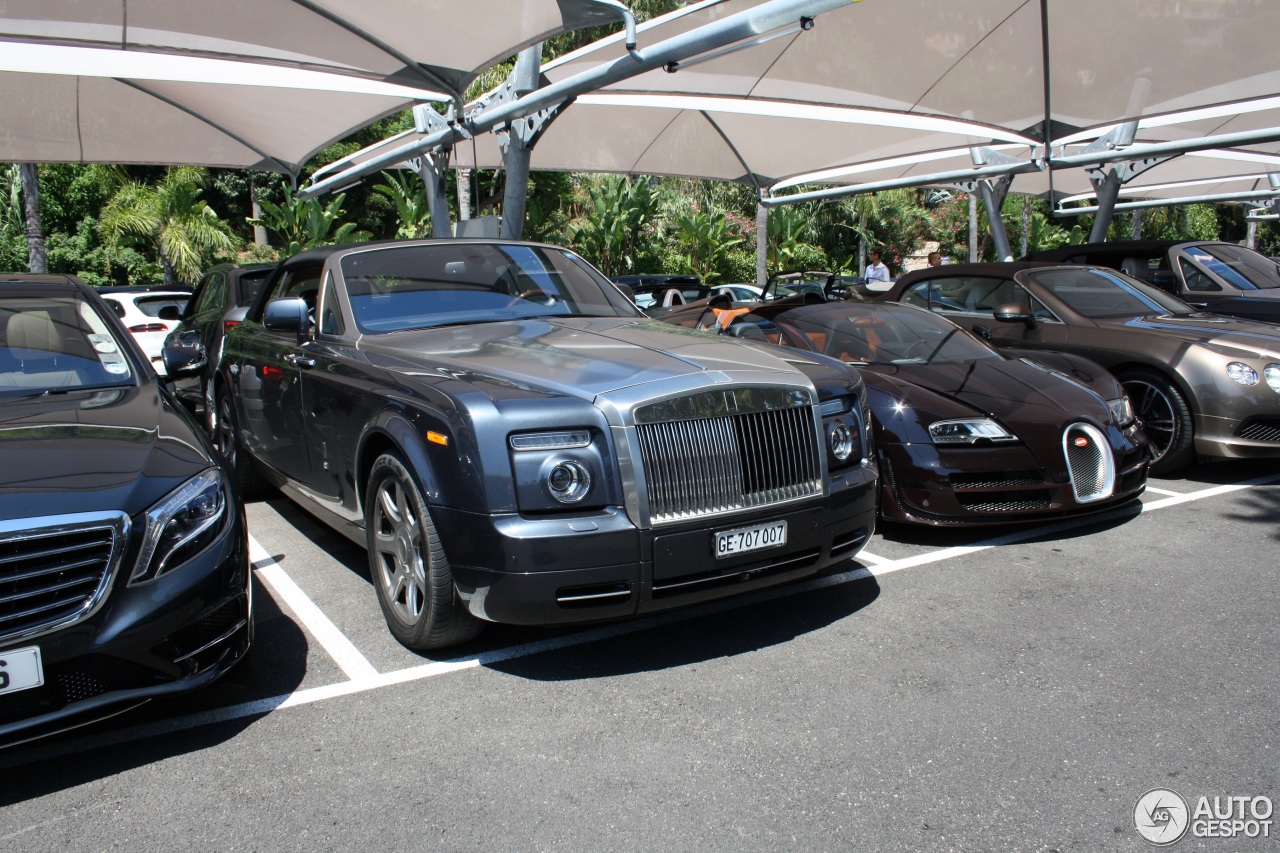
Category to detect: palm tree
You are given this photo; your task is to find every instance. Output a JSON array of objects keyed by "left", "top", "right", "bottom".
[
  {"left": 99, "top": 166, "right": 238, "bottom": 287},
  {"left": 18, "top": 164, "right": 46, "bottom": 273}
]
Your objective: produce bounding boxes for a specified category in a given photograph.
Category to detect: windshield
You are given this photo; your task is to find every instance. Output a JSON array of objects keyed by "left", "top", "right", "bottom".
[
  {"left": 1, "top": 292, "right": 136, "bottom": 397},
  {"left": 1029, "top": 267, "right": 1196, "bottom": 317},
  {"left": 785, "top": 304, "right": 1001, "bottom": 365},
  {"left": 1185, "top": 243, "right": 1280, "bottom": 290},
  {"left": 341, "top": 243, "right": 641, "bottom": 333}
]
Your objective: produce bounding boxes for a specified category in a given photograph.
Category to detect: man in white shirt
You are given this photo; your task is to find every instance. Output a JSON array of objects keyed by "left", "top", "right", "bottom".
[{"left": 864, "top": 248, "right": 890, "bottom": 284}]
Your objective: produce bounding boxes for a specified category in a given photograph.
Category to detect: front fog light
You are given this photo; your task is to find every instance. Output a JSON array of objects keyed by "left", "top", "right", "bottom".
[
  {"left": 1266, "top": 365, "right": 1280, "bottom": 393},
  {"left": 1227, "top": 362, "right": 1259, "bottom": 386},
  {"left": 546, "top": 460, "right": 591, "bottom": 503},
  {"left": 829, "top": 422, "right": 854, "bottom": 461}
]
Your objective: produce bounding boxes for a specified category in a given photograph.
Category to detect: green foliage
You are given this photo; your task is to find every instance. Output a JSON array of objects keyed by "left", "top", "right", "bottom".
[
  {"left": 766, "top": 205, "right": 817, "bottom": 271},
  {"left": 98, "top": 166, "right": 239, "bottom": 287},
  {"left": 566, "top": 175, "right": 663, "bottom": 276},
  {"left": 373, "top": 171, "right": 433, "bottom": 239},
  {"left": 248, "top": 185, "right": 371, "bottom": 257},
  {"left": 668, "top": 209, "right": 743, "bottom": 283}
]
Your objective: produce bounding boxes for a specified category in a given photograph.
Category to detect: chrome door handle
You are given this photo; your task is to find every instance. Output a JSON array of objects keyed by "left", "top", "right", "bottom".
[{"left": 284, "top": 353, "right": 317, "bottom": 368}]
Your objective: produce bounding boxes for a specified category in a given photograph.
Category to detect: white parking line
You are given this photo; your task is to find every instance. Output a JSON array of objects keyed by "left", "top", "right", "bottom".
[
  {"left": 249, "top": 537, "right": 379, "bottom": 681},
  {"left": 854, "top": 549, "right": 889, "bottom": 565},
  {"left": 5, "top": 471, "right": 1278, "bottom": 764},
  {"left": 1142, "top": 486, "right": 1184, "bottom": 497}
]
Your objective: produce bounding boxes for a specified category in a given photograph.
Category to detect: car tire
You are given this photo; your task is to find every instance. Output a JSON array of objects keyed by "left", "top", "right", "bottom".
[
  {"left": 1118, "top": 369, "right": 1195, "bottom": 476},
  {"left": 365, "top": 452, "right": 484, "bottom": 651},
  {"left": 213, "top": 381, "right": 269, "bottom": 499}
]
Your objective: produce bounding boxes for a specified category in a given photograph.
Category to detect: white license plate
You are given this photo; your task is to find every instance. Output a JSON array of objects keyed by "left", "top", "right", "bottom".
[
  {"left": 0, "top": 646, "right": 44, "bottom": 696},
  {"left": 714, "top": 519, "right": 787, "bottom": 559}
]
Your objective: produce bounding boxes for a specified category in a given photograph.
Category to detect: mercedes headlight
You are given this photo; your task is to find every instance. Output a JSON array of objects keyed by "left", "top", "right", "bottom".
[
  {"left": 130, "top": 468, "right": 229, "bottom": 584},
  {"left": 1227, "top": 362, "right": 1259, "bottom": 386},
  {"left": 1106, "top": 396, "right": 1135, "bottom": 427},
  {"left": 928, "top": 418, "right": 1018, "bottom": 445}
]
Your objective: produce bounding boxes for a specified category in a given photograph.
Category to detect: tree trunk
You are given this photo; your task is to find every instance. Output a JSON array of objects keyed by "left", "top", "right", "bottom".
[
  {"left": 160, "top": 249, "right": 178, "bottom": 289},
  {"left": 457, "top": 168, "right": 472, "bottom": 221},
  {"left": 968, "top": 192, "right": 978, "bottom": 262},
  {"left": 19, "top": 163, "right": 46, "bottom": 273},
  {"left": 1131, "top": 209, "right": 1143, "bottom": 240},
  {"left": 1020, "top": 197, "right": 1032, "bottom": 256},
  {"left": 250, "top": 175, "right": 269, "bottom": 246}
]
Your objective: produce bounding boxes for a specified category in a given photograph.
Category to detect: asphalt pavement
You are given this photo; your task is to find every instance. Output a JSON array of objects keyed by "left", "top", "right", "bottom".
[{"left": 1, "top": 460, "right": 1277, "bottom": 852}]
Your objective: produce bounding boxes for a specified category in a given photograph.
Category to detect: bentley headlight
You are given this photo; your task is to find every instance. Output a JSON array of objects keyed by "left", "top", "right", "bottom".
[
  {"left": 130, "top": 468, "right": 229, "bottom": 584},
  {"left": 1265, "top": 364, "right": 1280, "bottom": 393},
  {"left": 928, "top": 418, "right": 1017, "bottom": 445},
  {"left": 1106, "top": 395, "right": 1135, "bottom": 427},
  {"left": 1227, "top": 362, "right": 1259, "bottom": 386}
]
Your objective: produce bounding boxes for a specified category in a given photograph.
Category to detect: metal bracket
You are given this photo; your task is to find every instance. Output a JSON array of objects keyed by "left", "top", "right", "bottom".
[
  {"left": 1085, "top": 155, "right": 1173, "bottom": 188},
  {"left": 495, "top": 102, "right": 569, "bottom": 154}
]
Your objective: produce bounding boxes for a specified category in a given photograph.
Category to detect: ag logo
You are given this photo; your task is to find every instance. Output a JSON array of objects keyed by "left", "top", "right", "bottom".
[{"left": 1135, "top": 788, "right": 1190, "bottom": 845}]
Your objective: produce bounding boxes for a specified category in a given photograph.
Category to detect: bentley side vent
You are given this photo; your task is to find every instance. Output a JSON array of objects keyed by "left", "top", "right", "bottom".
[{"left": 1063, "top": 423, "right": 1115, "bottom": 503}]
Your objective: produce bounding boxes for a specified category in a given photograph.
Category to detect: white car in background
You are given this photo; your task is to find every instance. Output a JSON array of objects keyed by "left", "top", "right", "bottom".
[{"left": 99, "top": 288, "right": 190, "bottom": 376}]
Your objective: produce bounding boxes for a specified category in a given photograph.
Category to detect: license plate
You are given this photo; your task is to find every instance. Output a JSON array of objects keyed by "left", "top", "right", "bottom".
[
  {"left": 0, "top": 646, "right": 44, "bottom": 696},
  {"left": 714, "top": 519, "right": 787, "bottom": 559}
]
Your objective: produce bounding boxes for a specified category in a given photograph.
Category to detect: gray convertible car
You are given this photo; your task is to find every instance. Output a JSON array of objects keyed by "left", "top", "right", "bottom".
[
  {"left": 168, "top": 239, "right": 878, "bottom": 650},
  {"left": 887, "top": 262, "right": 1280, "bottom": 475}
]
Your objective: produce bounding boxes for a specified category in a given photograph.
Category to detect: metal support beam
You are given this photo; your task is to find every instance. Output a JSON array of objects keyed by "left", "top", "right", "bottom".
[
  {"left": 760, "top": 154, "right": 1043, "bottom": 207},
  {"left": 756, "top": 200, "right": 768, "bottom": 286},
  {"left": 412, "top": 105, "right": 456, "bottom": 238},
  {"left": 1055, "top": 189, "right": 1280, "bottom": 217},
  {"left": 498, "top": 44, "right": 547, "bottom": 240},
  {"left": 1050, "top": 126, "right": 1280, "bottom": 170},
  {"left": 959, "top": 148, "right": 1019, "bottom": 261},
  {"left": 302, "top": 0, "right": 850, "bottom": 199}
]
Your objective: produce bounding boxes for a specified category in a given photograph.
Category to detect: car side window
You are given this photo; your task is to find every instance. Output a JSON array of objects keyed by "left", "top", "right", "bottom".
[
  {"left": 907, "top": 276, "right": 1010, "bottom": 315},
  {"left": 193, "top": 273, "right": 226, "bottom": 314},
  {"left": 102, "top": 298, "right": 125, "bottom": 318},
  {"left": 1178, "top": 258, "right": 1221, "bottom": 292},
  {"left": 1010, "top": 284, "right": 1060, "bottom": 322},
  {"left": 317, "top": 272, "right": 345, "bottom": 336}
]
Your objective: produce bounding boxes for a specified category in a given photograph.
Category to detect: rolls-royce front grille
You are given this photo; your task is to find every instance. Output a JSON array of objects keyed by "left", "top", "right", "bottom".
[
  {"left": 1064, "top": 423, "right": 1114, "bottom": 503},
  {"left": 0, "top": 517, "right": 123, "bottom": 643},
  {"left": 635, "top": 400, "right": 823, "bottom": 525}
]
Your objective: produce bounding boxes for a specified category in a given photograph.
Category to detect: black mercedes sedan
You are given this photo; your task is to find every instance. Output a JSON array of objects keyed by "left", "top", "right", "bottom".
[
  {"left": 659, "top": 298, "right": 1148, "bottom": 526},
  {"left": 1, "top": 274, "right": 251, "bottom": 748},
  {"left": 197, "top": 240, "right": 878, "bottom": 651}
]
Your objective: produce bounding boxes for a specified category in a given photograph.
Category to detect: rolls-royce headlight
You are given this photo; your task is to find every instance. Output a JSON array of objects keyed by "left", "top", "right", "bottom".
[
  {"left": 1265, "top": 364, "right": 1280, "bottom": 393},
  {"left": 1106, "top": 396, "right": 1135, "bottom": 427},
  {"left": 1227, "top": 362, "right": 1259, "bottom": 386},
  {"left": 828, "top": 422, "right": 855, "bottom": 461},
  {"left": 546, "top": 460, "right": 591, "bottom": 503},
  {"left": 929, "top": 418, "right": 1017, "bottom": 445},
  {"left": 130, "top": 468, "right": 229, "bottom": 585}
]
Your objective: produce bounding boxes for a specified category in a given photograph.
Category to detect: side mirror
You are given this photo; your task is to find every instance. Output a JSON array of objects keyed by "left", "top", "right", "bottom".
[
  {"left": 993, "top": 302, "right": 1037, "bottom": 330},
  {"left": 263, "top": 297, "right": 310, "bottom": 344},
  {"left": 159, "top": 305, "right": 182, "bottom": 321},
  {"left": 161, "top": 341, "right": 207, "bottom": 377},
  {"left": 972, "top": 324, "right": 992, "bottom": 341}
]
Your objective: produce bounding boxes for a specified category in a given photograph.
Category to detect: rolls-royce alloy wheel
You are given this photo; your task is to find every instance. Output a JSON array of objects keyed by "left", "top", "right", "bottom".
[{"left": 365, "top": 452, "right": 482, "bottom": 651}]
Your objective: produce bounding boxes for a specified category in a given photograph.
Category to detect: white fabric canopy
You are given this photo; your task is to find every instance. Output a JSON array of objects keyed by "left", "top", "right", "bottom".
[{"left": 0, "top": 0, "right": 637, "bottom": 173}]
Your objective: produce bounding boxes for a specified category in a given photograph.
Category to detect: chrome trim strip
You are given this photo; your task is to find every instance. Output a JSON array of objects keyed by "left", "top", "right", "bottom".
[
  {"left": 0, "top": 511, "right": 130, "bottom": 646},
  {"left": 172, "top": 617, "right": 249, "bottom": 664},
  {"left": 556, "top": 590, "right": 633, "bottom": 604}
]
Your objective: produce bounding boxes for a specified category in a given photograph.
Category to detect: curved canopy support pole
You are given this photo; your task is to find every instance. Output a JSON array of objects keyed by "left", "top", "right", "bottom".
[
  {"left": 756, "top": 197, "right": 769, "bottom": 287},
  {"left": 413, "top": 105, "right": 456, "bottom": 238},
  {"left": 499, "top": 45, "right": 544, "bottom": 240},
  {"left": 964, "top": 147, "right": 1022, "bottom": 261}
]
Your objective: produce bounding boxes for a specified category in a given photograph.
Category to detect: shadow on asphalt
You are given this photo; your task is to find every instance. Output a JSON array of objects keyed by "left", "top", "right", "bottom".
[
  {"left": 484, "top": 572, "right": 881, "bottom": 681},
  {"left": 0, "top": 572, "right": 309, "bottom": 799}
]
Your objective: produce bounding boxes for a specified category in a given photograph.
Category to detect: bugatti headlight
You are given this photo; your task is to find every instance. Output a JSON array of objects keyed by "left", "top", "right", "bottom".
[
  {"left": 1227, "top": 362, "right": 1259, "bottom": 386},
  {"left": 1265, "top": 364, "right": 1280, "bottom": 393},
  {"left": 1106, "top": 395, "right": 1135, "bottom": 427},
  {"left": 130, "top": 468, "right": 229, "bottom": 584},
  {"left": 928, "top": 418, "right": 1017, "bottom": 445}
]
